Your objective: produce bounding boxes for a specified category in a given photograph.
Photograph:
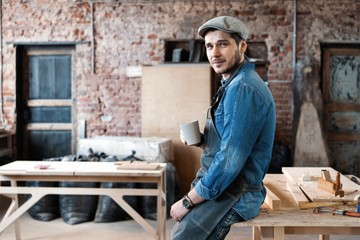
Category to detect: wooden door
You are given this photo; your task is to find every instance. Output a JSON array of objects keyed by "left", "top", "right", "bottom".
[
  {"left": 16, "top": 45, "right": 76, "bottom": 160},
  {"left": 322, "top": 46, "right": 360, "bottom": 177}
]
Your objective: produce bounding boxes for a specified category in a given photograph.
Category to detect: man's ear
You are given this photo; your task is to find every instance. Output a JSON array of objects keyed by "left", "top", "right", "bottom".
[{"left": 239, "top": 40, "right": 247, "bottom": 53}]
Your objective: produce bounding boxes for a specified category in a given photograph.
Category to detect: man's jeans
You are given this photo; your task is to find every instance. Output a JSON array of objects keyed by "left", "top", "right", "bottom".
[
  {"left": 208, "top": 208, "right": 244, "bottom": 240},
  {"left": 171, "top": 208, "right": 244, "bottom": 240}
]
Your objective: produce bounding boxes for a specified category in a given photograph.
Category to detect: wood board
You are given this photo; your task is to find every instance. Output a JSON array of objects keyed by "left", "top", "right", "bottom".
[
  {"left": 286, "top": 181, "right": 309, "bottom": 207},
  {"left": 115, "top": 161, "right": 160, "bottom": 170},
  {"left": 141, "top": 64, "right": 213, "bottom": 139},
  {"left": 282, "top": 167, "right": 360, "bottom": 202},
  {"left": 263, "top": 186, "right": 281, "bottom": 210},
  {"left": 263, "top": 174, "right": 299, "bottom": 209},
  {"left": 141, "top": 64, "right": 215, "bottom": 196}
]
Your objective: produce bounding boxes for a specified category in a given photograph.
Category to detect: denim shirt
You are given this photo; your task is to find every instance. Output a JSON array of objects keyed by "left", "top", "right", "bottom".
[{"left": 193, "top": 62, "right": 276, "bottom": 220}]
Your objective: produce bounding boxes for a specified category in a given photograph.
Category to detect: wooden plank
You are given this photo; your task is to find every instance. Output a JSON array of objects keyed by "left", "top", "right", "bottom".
[
  {"left": 282, "top": 167, "right": 360, "bottom": 202},
  {"left": 327, "top": 133, "right": 360, "bottom": 141},
  {"left": 325, "top": 102, "right": 360, "bottom": 112},
  {"left": 264, "top": 186, "right": 281, "bottom": 210},
  {"left": 298, "top": 201, "right": 353, "bottom": 209},
  {"left": 115, "top": 161, "right": 160, "bottom": 170},
  {"left": 285, "top": 226, "right": 360, "bottom": 235},
  {"left": 234, "top": 209, "right": 360, "bottom": 227},
  {"left": 263, "top": 174, "right": 298, "bottom": 208},
  {"left": 27, "top": 99, "right": 72, "bottom": 107},
  {"left": 286, "top": 181, "right": 309, "bottom": 207},
  {"left": 0, "top": 161, "right": 166, "bottom": 177},
  {"left": 26, "top": 48, "right": 74, "bottom": 56},
  {"left": 27, "top": 123, "right": 72, "bottom": 130}
]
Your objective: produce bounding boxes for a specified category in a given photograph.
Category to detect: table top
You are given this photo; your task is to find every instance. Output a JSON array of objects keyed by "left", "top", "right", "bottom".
[
  {"left": 237, "top": 208, "right": 360, "bottom": 227},
  {"left": 235, "top": 173, "right": 360, "bottom": 228},
  {"left": 0, "top": 160, "right": 166, "bottom": 178}
]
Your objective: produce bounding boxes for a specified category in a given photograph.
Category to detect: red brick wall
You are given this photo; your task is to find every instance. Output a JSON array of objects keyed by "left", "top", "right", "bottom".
[{"left": 1, "top": 0, "right": 359, "bottom": 149}]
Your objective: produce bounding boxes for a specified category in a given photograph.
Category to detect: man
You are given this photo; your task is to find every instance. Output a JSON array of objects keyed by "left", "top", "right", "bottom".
[{"left": 170, "top": 16, "right": 276, "bottom": 239}]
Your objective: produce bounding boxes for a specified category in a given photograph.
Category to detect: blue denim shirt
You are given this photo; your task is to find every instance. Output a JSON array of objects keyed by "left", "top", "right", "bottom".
[{"left": 194, "top": 62, "right": 276, "bottom": 220}]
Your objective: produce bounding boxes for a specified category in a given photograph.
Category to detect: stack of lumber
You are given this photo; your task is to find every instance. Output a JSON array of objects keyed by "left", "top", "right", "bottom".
[{"left": 262, "top": 167, "right": 359, "bottom": 210}]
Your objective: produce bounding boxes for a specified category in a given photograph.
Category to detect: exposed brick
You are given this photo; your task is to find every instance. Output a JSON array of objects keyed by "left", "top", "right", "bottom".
[{"left": 1, "top": 0, "right": 359, "bottom": 151}]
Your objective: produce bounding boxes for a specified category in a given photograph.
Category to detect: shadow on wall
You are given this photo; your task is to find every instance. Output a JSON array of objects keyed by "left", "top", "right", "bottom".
[{"left": 267, "top": 141, "right": 291, "bottom": 173}]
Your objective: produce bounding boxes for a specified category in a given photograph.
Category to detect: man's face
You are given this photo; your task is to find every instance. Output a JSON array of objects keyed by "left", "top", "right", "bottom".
[{"left": 204, "top": 30, "right": 245, "bottom": 79}]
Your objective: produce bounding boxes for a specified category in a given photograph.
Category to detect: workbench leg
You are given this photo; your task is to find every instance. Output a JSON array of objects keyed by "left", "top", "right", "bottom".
[
  {"left": 259, "top": 227, "right": 275, "bottom": 239},
  {"left": 11, "top": 180, "right": 21, "bottom": 240},
  {"left": 252, "top": 226, "right": 262, "bottom": 240},
  {"left": 157, "top": 170, "right": 166, "bottom": 240},
  {"left": 273, "top": 226, "right": 285, "bottom": 240},
  {"left": 319, "top": 235, "right": 330, "bottom": 240}
]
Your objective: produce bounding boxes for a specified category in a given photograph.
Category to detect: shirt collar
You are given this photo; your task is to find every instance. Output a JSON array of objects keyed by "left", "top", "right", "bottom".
[
  {"left": 213, "top": 63, "right": 244, "bottom": 102},
  {"left": 221, "top": 62, "right": 243, "bottom": 88}
]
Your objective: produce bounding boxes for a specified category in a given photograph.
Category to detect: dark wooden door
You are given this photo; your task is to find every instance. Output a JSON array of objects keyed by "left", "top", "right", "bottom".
[
  {"left": 322, "top": 45, "right": 360, "bottom": 177},
  {"left": 16, "top": 46, "right": 75, "bottom": 160}
]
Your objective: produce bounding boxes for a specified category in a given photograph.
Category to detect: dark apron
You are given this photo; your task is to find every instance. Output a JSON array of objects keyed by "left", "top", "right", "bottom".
[{"left": 171, "top": 105, "right": 263, "bottom": 240}]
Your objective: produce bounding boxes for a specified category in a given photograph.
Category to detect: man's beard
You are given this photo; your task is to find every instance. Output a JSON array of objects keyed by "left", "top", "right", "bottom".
[{"left": 216, "top": 50, "right": 241, "bottom": 76}]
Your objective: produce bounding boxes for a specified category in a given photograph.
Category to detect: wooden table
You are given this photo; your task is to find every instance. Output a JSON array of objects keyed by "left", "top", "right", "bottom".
[
  {"left": 234, "top": 174, "right": 360, "bottom": 240},
  {"left": 0, "top": 161, "right": 167, "bottom": 240}
]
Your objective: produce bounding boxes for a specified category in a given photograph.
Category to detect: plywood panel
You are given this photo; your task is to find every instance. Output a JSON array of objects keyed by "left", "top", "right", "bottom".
[
  {"left": 141, "top": 64, "right": 215, "bottom": 195},
  {"left": 141, "top": 64, "right": 213, "bottom": 138}
]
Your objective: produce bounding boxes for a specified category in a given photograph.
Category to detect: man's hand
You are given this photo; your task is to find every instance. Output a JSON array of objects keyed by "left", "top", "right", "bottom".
[
  {"left": 180, "top": 130, "right": 205, "bottom": 149},
  {"left": 170, "top": 198, "right": 190, "bottom": 222}
]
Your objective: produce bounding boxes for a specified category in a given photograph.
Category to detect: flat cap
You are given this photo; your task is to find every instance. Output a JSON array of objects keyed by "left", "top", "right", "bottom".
[{"left": 198, "top": 16, "right": 249, "bottom": 40}]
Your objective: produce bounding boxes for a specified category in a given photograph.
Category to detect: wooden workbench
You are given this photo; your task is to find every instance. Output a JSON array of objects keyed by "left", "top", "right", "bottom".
[
  {"left": 234, "top": 173, "right": 360, "bottom": 240},
  {"left": 0, "top": 161, "right": 167, "bottom": 240}
]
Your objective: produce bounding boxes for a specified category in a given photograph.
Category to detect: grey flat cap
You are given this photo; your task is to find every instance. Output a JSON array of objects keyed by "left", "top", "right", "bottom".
[{"left": 198, "top": 16, "right": 249, "bottom": 40}]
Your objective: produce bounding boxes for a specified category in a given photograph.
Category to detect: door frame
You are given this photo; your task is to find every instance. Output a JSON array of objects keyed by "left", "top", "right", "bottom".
[
  {"left": 322, "top": 47, "right": 360, "bottom": 142},
  {"left": 321, "top": 43, "right": 360, "bottom": 176},
  {"left": 15, "top": 44, "right": 77, "bottom": 159}
]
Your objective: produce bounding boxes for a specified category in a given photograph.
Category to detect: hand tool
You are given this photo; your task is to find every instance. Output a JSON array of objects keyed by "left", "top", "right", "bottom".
[
  {"left": 317, "top": 171, "right": 344, "bottom": 197},
  {"left": 299, "top": 200, "right": 355, "bottom": 209},
  {"left": 313, "top": 207, "right": 360, "bottom": 217}
]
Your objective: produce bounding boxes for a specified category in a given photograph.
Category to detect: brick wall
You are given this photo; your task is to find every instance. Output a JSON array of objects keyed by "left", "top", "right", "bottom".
[{"left": 1, "top": 0, "right": 359, "bottom": 149}]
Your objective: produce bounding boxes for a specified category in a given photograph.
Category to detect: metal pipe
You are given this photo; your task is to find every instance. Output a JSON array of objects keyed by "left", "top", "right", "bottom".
[
  {"left": 90, "top": 0, "right": 95, "bottom": 74},
  {"left": 0, "top": 0, "right": 4, "bottom": 125},
  {"left": 292, "top": 0, "right": 297, "bottom": 79}
]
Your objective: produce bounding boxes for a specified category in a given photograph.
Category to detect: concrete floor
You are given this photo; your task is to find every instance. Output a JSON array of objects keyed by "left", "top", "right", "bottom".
[{"left": 0, "top": 196, "right": 358, "bottom": 240}]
